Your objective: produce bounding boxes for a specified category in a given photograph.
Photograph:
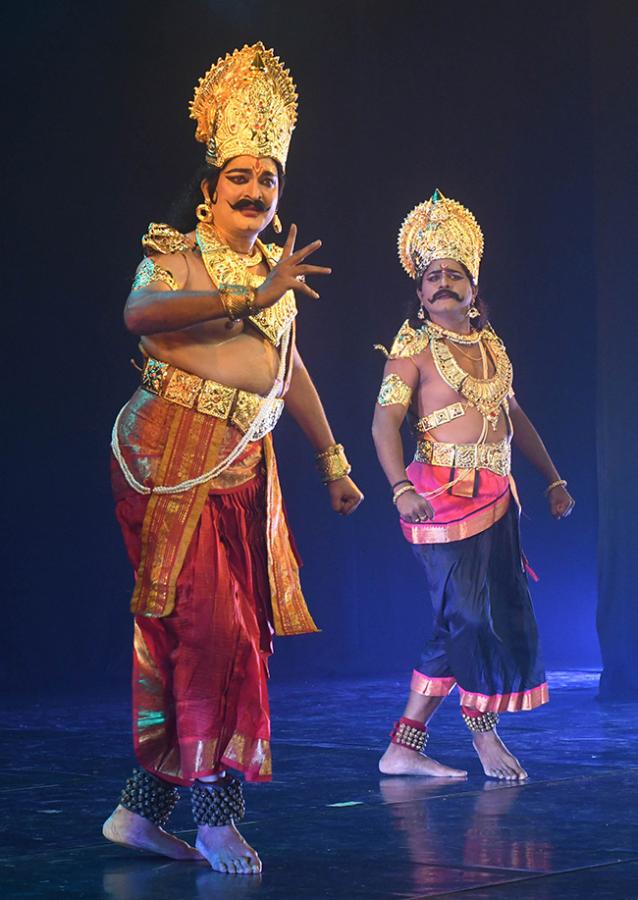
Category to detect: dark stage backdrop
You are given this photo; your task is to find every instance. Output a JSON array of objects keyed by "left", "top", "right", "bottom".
[{"left": 3, "top": 0, "right": 632, "bottom": 697}]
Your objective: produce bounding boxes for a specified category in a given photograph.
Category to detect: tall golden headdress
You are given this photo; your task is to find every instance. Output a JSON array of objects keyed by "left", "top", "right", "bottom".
[
  {"left": 190, "top": 42, "right": 298, "bottom": 171},
  {"left": 398, "top": 189, "right": 484, "bottom": 284}
]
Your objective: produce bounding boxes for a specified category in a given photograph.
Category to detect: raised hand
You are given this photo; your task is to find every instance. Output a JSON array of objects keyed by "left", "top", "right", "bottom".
[
  {"left": 396, "top": 490, "right": 435, "bottom": 524},
  {"left": 255, "top": 224, "right": 331, "bottom": 309}
]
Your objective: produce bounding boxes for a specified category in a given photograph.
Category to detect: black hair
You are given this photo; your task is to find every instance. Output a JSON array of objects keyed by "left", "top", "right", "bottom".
[
  {"left": 407, "top": 262, "right": 489, "bottom": 330},
  {"left": 165, "top": 160, "right": 286, "bottom": 234}
]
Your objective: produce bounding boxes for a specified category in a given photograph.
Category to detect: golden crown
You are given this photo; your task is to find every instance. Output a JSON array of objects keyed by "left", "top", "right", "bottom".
[
  {"left": 189, "top": 42, "right": 298, "bottom": 171},
  {"left": 398, "top": 189, "right": 484, "bottom": 283}
]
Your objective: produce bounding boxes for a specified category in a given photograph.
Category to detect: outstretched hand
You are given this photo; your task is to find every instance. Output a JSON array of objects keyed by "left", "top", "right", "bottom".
[
  {"left": 548, "top": 485, "right": 575, "bottom": 519},
  {"left": 255, "top": 223, "right": 331, "bottom": 309},
  {"left": 327, "top": 477, "right": 364, "bottom": 516}
]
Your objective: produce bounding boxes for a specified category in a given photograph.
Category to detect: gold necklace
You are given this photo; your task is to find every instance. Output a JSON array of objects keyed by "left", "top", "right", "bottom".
[
  {"left": 429, "top": 332, "right": 512, "bottom": 430},
  {"left": 196, "top": 222, "right": 263, "bottom": 273},
  {"left": 424, "top": 319, "right": 481, "bottom": 345},
  {"left": 450, "top": 341, "right": 484, "bottom": 363}
]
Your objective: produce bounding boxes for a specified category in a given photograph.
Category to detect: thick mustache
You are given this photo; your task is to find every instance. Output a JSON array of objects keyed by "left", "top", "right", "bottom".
[
  {"left": 431, "top": 289, "right": 462, "bottom": 302},
  {"left": 231, "top": 198, "right": 267, "bottom": 212}
]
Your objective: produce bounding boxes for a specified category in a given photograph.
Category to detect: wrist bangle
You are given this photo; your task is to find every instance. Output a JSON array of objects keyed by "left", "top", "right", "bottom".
[
  {"left": 218, "top": 283, "right": 258, "bottom": 320},
  {"left": 544, "top": 478, "right": 567, "bottom": 497},
  {"left": 391, "top": 478, "right": 412, "bottom": 491},
  {"left": 315, "top": 443, "right": 352, "bottom": 484},
  {"left": 392, "top": 484, "right": 417, "bottom": 505}
]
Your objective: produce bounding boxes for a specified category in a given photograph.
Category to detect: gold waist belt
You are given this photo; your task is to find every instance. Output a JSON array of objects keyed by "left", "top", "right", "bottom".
[
  {"left": 141, "top": 356, "right": 284, "bottom": 441},
  {"left": 416, "top": 401, "right": 466, "bottom": 433},
  {"left": 415, "top": 437, "right": 511, "bottom": 476}
]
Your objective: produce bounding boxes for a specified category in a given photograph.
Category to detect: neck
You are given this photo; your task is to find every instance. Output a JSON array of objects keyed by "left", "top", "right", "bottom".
[
  {"left": 212, "top": 223, "right": 258, "bottom": 255},
  {"left": 427, "top": 310, "right": 473, "bottom": 335}
]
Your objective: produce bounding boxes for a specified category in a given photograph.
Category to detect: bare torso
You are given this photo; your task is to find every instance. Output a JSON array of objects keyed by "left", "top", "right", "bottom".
[
  {"left": 140, "top": 233, "right": 280, "bottom": 395},
  {"left": 410, "top": 342, "right": 509, "bottom": 443}
]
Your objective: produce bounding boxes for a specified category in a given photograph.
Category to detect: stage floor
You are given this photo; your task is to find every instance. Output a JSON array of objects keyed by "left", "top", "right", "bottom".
[{"left": 2, "top": 670, "right": 637, "bottom": 899}]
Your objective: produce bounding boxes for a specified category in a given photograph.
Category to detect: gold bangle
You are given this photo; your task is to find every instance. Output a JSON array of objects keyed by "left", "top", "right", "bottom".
[
  {"left": 315, "top": 443, "right": 352, "bottom": 484},
  {"left": 218, "top": 283, "right": 258, "bottom": 320},
  {"left": 544, "top": 478, "right": 567, "bottom": 496},
  {"left": 392, "top": 484, "right": 417, "bottom": 505}
]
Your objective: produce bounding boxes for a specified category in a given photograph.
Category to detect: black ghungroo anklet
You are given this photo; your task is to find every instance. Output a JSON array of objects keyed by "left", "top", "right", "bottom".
[
  {"left": 462, "top": 711, "right": 499, "bottom": 733},
  {"left": 119, "top": 768, "right": 179, "bottom": 827},
  {"left": 191, "top": 776, "right": 246, "bottom": 827}
]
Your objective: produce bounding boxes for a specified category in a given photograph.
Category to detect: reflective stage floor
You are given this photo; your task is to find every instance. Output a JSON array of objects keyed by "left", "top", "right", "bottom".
[{"left": 2, "top": 671, "right": 637, "bottom": 899}]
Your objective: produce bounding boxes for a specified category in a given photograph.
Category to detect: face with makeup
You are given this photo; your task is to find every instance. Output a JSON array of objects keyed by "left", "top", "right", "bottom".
[
  {"left": 416, "top": 258, "right": 477, "bottom": 323},
  {"left": 200, "top": 155, "right": 280, "bottom": 241}
]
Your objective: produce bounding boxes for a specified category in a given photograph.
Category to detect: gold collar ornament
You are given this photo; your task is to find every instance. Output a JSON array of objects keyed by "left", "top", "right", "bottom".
[
  {"left": 139, "top": 222, "right": 297, "bottom": 348},
  {"left": 195, "top": 221, "right": 296, "bottom": 347},
  {"left": 378, "top": 319, "right": 513, "bottom": 430},
  {"left": 190, "top": 42, "right": 298, "bottom": 171},
  {"left": 398, "top": 189, "right": 484, "bottom": 284}
]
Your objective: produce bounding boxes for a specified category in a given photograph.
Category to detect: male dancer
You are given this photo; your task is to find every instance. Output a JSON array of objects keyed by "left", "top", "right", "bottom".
[
  {"left": 372, "top": 190, "right": 573, "bottom": 781},
  {"left": 102, "top": 43, "right": 363, "bottom": 874}
]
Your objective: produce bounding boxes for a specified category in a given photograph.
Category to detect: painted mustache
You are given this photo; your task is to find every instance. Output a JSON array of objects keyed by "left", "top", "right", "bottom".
[
  {"left": 231, "top": 198, "right": 268, "bottom": 212},
  {"left": 431, "top": 289, "right": 462, "bottom": 302}
]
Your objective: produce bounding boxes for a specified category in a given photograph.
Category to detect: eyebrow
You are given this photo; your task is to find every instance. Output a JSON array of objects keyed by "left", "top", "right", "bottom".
[{"left": 224, "top": 167, "right": 277, "bottom": 177}]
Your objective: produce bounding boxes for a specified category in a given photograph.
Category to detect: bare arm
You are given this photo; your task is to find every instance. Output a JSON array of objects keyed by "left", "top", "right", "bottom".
[
  {"left": 509, "top": 396, "right": 575, "bottom": 518},
  {"left": 284, "top": 347, "right": 337, "bottom": 451},
  {"left": 509, "top": 398, "right": 560, "bottom": 483},
  {"left": 372, "top": 359, "right": 434, "bottom": 522},
  {"left": 285, "top": 347, "right": 363, "bottom": 515}
]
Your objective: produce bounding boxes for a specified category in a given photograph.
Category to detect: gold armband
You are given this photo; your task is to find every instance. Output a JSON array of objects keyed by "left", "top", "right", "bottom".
[
  {"left": 132, "top": 258, "right": 179, "bottom": 291},
  {"left": 377, "top": 373, "right": 413, "bottom": 407},
  {"left": 315, "top": 443, "right": 352, "bottom": 484},
  {"left": 218, "top": 283, "right": 258, "bottom": 320}
]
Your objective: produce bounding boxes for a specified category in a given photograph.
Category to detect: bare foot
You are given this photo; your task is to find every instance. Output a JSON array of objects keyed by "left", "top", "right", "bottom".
[
  {"left": 472, "top": 730, "right": 528, "bottom": 780},
  {"left": 196, "top": 822, "right": 262, "bottom": 875},
  {"left": 379, "top": 742, "right": 467, "bottom": 777},
  {"left": 102, "top": 805, "right": 202, "bottom": 861}
]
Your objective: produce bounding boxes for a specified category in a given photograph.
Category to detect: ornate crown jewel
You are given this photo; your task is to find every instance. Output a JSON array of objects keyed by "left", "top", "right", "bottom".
[
  {"left": 398, "top": 189, "right": 484, "bottom": 283},
  {"left": 190, "top": 42, "right": 298, "bottom": 171}
]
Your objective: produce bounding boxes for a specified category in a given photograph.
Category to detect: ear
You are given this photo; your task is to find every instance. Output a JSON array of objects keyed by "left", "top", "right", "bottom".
[
  {"left": 472, "top": 282, "right": 479, "bottom": 300},
  {"left": 415, "top": 273, "right": 424, "bottom": 301},
  {"left": 200, "top": 179, "right": 213, "bottom": 204}
]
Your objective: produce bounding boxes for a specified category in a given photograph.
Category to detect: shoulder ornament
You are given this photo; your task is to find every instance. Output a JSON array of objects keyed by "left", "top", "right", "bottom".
[
  {"left": 142, "top": 223, "right": 193, "bottom": 256},
  {"left": 132, "top": 257, "right": 180, "bottom": 292},
  {"left": 387, "top": 320, "right": 429, "bottom": 359}
]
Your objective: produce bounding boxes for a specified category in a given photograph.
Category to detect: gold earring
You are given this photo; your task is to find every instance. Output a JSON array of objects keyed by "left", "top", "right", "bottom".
[
  {"left": 468, "top": 305, "right": 480, "bottom": 319},
  {"left": 195, "top": 200, "right": 214, "bottom": 223},
  {"left": 273, "top": 213, "right": 282, "bottom": 234},
  {"left": 417, "top": 306, "right": 425, "bottom": 320}
]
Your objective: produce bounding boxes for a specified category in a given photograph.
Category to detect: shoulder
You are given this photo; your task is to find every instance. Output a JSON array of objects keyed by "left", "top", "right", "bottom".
[
  {"left": 387, "top": 320, "right": 430, "bottom": 360},
  {"left": 141, "top": 222, "right": 195, "bottom": 256},
  {"left": 131, "top": 252, "right": 189, "bottom": 292}
]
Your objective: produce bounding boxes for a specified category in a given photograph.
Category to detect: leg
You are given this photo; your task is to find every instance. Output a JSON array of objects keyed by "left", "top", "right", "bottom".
[
  {"left": 193, "top": 774, "right": 261, "bottom": 875},
  {"left": 379, "top": 692, "right": 467, "bottom": 777},
  {"left": 462, "top": 709, "right": 528, "bottom": 780},
  {"left": 102, "top": 768, "right": 202, "bottom": 860}
]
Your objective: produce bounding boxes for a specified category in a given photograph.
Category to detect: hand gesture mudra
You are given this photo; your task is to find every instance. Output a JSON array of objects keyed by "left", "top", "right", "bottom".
[{"left": 255, "top": 224, "right": 331, "bottom": 309}]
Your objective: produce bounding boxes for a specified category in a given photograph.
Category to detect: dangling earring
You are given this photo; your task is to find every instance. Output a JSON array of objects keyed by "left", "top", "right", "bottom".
[
  {"left": 195, "top": 200, "right": 214, "bottom": 223},
  {"left": 273, "top": 213, "right": 282, "bottom": 235},
  {"left": 468, "top": 305, "right": 480, "bottom": 319},
  {"left": 417, "top": 306, "right": 425, "bottom": 320}
]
